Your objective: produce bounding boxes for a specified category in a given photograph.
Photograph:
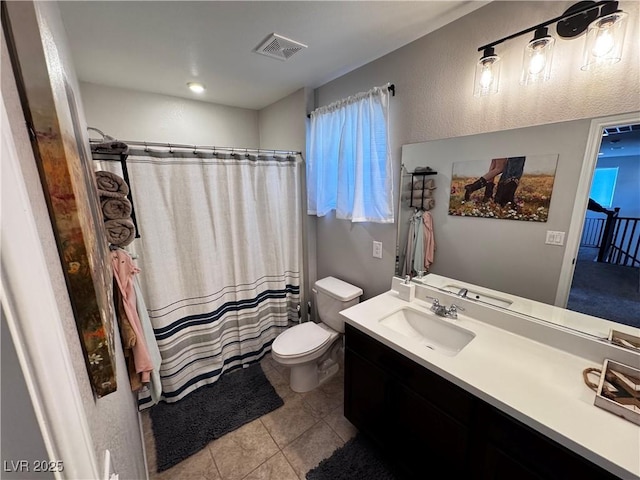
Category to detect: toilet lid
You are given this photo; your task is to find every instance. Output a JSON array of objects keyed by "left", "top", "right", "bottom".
[{"left": 273, "top": 322, "right": 332, "bottom": 357}]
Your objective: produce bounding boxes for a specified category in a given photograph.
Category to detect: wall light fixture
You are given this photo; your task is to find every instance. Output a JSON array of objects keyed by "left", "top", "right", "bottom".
[{"left": 474, "top": 1, "right": 628, "bottom": 96}]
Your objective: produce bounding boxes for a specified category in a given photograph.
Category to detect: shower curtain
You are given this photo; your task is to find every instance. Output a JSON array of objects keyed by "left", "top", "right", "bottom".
[{"left": 107, "top": 148, "right": 302, "bottom": 408}]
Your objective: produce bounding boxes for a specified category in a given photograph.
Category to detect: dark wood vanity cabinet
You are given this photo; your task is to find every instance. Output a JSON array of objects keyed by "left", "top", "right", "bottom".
[{"left": 344, "top": 324, "right": 621, "bottom": 480}]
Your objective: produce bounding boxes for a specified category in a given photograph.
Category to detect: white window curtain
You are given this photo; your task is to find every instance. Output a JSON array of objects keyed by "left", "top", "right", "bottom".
[{"left": 306, "top": 84, "right": 394, "bottom": 223}]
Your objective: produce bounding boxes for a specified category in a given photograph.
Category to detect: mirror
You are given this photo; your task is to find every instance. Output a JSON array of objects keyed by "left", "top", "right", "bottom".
[{"left": 396, "top": 115, "right": 640, "bottom": 342}]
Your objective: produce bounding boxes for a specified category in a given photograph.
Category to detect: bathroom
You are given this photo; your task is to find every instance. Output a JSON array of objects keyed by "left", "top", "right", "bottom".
[{"left": 2, "top": 1, "right": 639, "bottom": 479}]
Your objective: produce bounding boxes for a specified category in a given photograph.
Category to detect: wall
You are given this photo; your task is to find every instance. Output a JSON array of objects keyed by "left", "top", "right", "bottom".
[
  {"left": 80, "top": 82, "right": 260, "bottom": 147},
  {"left": 312, "top": 0, "right": 640, "bottom": 300},
  {"left": 2, "top": 3, "right": 146, "bottom": 478},
  {"left": 258, "top": 88, "right": 317, "bottom": 320},
  {"left": 591, "top": 155, "right": 640, "bottom": 218},
  {"left": 1, "top": 315, "right": 53, "bottom": 480},
  {"left": 400, "top": 120, "right": 591, "bottom": 303}
]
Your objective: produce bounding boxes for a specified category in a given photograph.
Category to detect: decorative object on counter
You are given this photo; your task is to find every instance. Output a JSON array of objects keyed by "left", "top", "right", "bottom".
[
  {"left": 449, "top": 154, "right": 558, "bottom": 222},
  {"left": 583, "top": 360, "right": 640, "bottom": 425},
  {"left": 397, "top": 275, "right": 415, "bottom": 302},
  {"left": 94, "top": 171, "right": 137, "bottom": 246},
  {"left": 608, "top": 330, "right": 640, "bottom": 352}
]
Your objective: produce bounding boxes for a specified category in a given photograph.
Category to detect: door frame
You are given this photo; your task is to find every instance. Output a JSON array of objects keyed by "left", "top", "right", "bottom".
[{"left": 555, "top": 111, "right": 640, "bottom": 307}]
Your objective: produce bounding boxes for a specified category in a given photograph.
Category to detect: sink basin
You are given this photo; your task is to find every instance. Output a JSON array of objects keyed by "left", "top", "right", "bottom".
[
  {"left": 442, "top": 285, "right": 513, "bottom": 308},
  {"left": 379, "top": 306, "right": 475, "bottom": 356}
]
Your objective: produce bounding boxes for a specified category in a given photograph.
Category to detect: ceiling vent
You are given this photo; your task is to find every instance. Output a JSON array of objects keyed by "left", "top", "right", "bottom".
[{"left": 254, "top": 33, "right": 307, "bottom": 61}]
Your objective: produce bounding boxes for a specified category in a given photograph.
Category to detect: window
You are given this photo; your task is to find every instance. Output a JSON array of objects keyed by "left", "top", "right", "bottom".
[
  {"left": 306, "top": 85, "right": 393, "bottom": 223},
  {"left": 590, "top": 167, "right": 618, "bottom": 208}
]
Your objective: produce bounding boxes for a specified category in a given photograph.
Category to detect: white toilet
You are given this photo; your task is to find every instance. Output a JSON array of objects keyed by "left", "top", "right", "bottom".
[{"left": 271, "top": 276, "right": 363, "bottom": 393}]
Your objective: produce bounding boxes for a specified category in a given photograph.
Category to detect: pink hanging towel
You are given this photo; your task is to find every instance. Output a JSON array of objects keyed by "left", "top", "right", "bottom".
[{"left": 112, "top": 249, "right": 154, "bottom": 384}]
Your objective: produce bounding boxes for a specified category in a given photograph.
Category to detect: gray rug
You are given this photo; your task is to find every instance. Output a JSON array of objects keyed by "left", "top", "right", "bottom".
[
  {"left": 150, "top": 362, "right": 283, "bottom": 472},
  {"left": 567, "top": 247, "right": 640, "bottom": 328},
  {"left": 306, "top": 434, "right": 407, "bottom": 480}
]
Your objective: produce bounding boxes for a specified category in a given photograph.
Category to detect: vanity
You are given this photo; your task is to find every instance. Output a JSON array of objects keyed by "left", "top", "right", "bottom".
[{"left": 340, "top": 276, "right": 640, "bottom": 479}]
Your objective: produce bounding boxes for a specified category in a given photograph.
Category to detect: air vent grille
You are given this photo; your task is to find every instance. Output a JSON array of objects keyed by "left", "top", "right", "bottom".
[{"left": 255, "top": 33, "right": 307, "bottom": 61}]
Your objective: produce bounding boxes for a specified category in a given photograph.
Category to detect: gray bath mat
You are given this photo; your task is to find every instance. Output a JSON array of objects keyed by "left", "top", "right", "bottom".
[
  {"left": 306, "top": 434, "right": 407, "bottom": 480},
  {"left": 150, "top": 362, "right": 283, "bottom": 472}
]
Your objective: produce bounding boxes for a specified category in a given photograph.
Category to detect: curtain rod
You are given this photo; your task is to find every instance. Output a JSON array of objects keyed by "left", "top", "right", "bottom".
[
  {"left": 87, "top": 130, "right": 301, "bottom": 155},
  {"left": 306, "top": 83, "right": 395, "bottom": 119},
  {"left": 90, "top": 139, "right": 301, "bottom": 156}
]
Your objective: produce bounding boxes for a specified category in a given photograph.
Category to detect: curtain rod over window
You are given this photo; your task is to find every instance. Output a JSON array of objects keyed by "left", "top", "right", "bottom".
[
  {"left": 87, "top": 128, "right": 302, "bottom": 156},
  {"left": 306, "top": 83, "right": 395, "bottom": 119}
]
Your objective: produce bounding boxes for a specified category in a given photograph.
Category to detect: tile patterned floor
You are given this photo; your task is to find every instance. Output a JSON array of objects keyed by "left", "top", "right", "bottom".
[{"left": 141, "top": 353, "right": 358, "bottom": 480}]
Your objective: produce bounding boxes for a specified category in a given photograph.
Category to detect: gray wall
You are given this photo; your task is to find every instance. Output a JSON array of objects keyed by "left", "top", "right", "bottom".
[
  {"left": 1, "top": 314, "right": 53, "bottom": 480},
  {"left": 400, "top": 120, "right": 591, "bottom": 304},
  {"left": 80, "top": 82, "right": 260, "bottom": 147},
  {"left": 312, "top": 0, "right": 640, "bottom": 300},
  {"left": 258, "top": 88, "right": 317, "bottom": 321},
  {"left": 2, "top": 3, "right": 146, "bottom": 478},
  {"left": 591, "top": 155, "right": 640, "bottom": 218}
]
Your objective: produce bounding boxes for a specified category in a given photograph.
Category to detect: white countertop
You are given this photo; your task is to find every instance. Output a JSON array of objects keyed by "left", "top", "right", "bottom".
[{"left": 340, "top": 283, "right": 640, "bottom": 479}]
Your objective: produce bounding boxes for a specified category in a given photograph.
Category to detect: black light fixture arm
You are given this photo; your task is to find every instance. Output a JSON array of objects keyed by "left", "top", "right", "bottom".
[{"left": 477, "top": 0, "right": 612, "bottom": 52}]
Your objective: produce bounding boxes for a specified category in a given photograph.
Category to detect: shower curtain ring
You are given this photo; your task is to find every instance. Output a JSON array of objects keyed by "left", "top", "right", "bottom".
[
  {"left": 193, "top": 145, "right": 198, "bottom": 154},
  {"left": 144, "top": 141, "right": 149, "bottom": 152},
  {"left": 245, "top": 148, "right": 249, "bottom": 159},
  {"left": 168, "top": 143, "right": 174, "bottom": 153}
]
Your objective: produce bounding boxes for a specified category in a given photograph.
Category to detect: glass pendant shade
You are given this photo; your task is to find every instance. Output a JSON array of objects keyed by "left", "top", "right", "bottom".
[
  {"left": 520, "top": 28, "right": 555, "bottom": 85},
  {"left": 474, "top": 48, "right": 501, "bottom": 97},
  {"left": 581, "top": 10, "right": 628, "bottom": 70}
]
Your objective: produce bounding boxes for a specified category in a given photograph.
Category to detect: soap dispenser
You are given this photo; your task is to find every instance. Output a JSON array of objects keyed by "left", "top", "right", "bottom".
[{"left": 397, "top": 275, "right": 415, "bottom": 302}]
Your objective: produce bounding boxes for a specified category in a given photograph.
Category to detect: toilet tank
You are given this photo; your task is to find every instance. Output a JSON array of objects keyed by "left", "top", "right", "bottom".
[{"left": 314, "top": 277, "right": 363, "bottom": 333}]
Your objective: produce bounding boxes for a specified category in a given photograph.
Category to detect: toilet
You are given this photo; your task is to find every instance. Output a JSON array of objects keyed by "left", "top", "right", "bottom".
[{"left": 271, "top": 276, "right": 362, "bottom": 393}]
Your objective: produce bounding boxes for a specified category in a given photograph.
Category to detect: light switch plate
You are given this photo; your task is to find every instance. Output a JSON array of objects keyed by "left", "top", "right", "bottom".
[
  {"left": 545, "top": 230, "right": 565, "bottom": 246},
  {"left": 373, "top": 241, "right": 383, "bottom": 258}
]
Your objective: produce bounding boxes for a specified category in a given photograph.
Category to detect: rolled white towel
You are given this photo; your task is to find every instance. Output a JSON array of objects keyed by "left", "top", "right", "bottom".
[
  {"left": 401, "top": 188, "right": 434, "bottom": 201},
  {"left": 104, "top": 218, "right": 136, "bottom": 246},
  {"left": 101, "top": 196, "right": 132, "bottom": 220},
  {"left": 95, "top": 170, "right": 129, "bottom": 198}
]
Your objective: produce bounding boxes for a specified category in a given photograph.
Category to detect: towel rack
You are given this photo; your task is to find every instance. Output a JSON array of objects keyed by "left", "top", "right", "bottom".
[
  {"left": 89, "top": 129, "right": 140, "bottom": 239},
  {"left": 408, "top": 169, "right": 437, "bottom": 210}
]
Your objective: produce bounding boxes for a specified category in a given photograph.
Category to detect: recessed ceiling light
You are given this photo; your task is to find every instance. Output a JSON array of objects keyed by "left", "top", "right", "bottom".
[{"left": 187, "top": 82, "right": 205, "bottom": 93}]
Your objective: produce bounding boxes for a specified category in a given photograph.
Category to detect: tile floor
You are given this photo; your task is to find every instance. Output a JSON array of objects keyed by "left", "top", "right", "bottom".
[{"left": 141, "top": 353, "right": 358, "bottom": 480}]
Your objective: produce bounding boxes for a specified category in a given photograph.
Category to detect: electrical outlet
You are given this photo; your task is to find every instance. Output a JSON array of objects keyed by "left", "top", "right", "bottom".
[
  {"left": 545, "top": 230, "right": 565, "bottom": 246},
  {"left": 373, "top": 241, "right": 383, "bottom": 259}
]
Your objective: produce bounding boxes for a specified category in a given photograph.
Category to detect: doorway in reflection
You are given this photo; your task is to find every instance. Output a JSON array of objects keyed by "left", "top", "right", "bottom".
[{"left": 567, "top": 124, "right": 640, "bottom": 328}]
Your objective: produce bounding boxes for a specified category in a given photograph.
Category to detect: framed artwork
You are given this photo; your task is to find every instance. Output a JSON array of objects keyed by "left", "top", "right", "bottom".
[
  {"left": 4, "top": 3, "right": 117, "bottom": 396},
  {"left": 449, "top": 154, "right": 559, "bottom": 222}
]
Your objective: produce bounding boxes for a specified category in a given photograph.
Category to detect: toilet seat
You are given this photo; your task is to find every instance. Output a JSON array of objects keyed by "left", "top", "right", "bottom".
[{"left": 272, "top": 322, "right": 333, "bottom": 358}]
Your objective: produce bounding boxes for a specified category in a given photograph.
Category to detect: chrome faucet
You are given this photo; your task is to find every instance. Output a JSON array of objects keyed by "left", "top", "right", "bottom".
[
  {"left": 430, "top": 299, "right": 464, "bottom": 319},
  {"left": 457, "top": 288, "right": 469, "bottom": 298}
]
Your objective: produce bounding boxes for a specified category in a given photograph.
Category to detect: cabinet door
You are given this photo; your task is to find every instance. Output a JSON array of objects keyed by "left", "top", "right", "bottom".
[
  {"left": 344, "top": 347, "right": 389, "bottom": 445},
  {"left": 390, "top": 381, "right": 470, "bottom": 477},
  {"left": 479, "top": 442, "right": 545, "bottom": 480}
]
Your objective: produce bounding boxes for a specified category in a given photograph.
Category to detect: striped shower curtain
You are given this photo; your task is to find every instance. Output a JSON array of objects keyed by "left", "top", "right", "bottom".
[{"left": 114, "top": 149, "right": 301, "bottom": 408}]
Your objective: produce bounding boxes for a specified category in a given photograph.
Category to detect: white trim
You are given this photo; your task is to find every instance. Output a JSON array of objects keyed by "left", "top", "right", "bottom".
[
  {"left": 555, "top": 111, "right": 640, "bottom": 307},
  {"left": 0, "top": 97, "right": 100, "bottom": 479}
]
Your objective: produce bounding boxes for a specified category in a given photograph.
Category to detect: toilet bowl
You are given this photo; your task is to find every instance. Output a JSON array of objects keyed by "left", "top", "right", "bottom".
[{"left": 271, "top": 276, "right": 362, "bottom": 392}]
